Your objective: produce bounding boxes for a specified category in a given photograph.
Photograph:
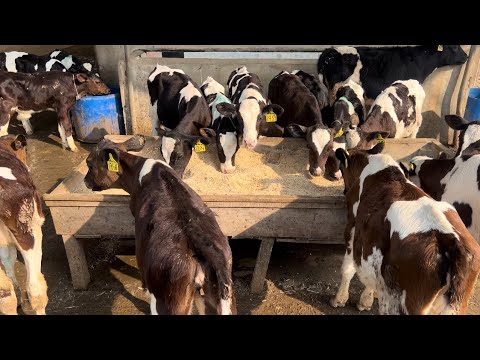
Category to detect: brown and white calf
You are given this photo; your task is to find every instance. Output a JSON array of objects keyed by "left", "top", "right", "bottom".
[
  {"left": 84, "top": 136, "right": 236, "bottom": 315},
  {"left": 409, "top": 154, "right": 480, "bottom": 243},
  {"left": 355, "top": 79, "right": 425, "bottom": 149},
  {"left": 0, "top": 134, "right": 47, "bottom": 315},
  {"left": 444, "top": 115, "right": 480, "bottom": 156},
  {"left": 227, "top": 66, "right": 283, "bottom": 149},
  {"left": 0, "top": 71, "right": 110, "bottom": 151},
  {"left": 330, "top": 143, "right": 480, "bottom": 314}
]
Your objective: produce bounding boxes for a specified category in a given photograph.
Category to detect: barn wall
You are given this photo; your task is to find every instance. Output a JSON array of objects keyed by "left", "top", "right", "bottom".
[{"left": 96, "top": 45, "right": 477, "bottom": 146}]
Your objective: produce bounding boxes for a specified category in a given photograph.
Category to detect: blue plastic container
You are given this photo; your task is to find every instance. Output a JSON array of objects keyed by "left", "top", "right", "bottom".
[
  {"left": 70, "top": 88, "right": 125, "bottom": 143},
  {"left": 464, "top": 88, "right": 480, "bottom": 122}
]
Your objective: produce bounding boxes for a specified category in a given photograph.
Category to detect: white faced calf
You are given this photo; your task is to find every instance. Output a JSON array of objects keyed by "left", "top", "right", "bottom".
[
  {"left": 330, "top": 143, "right": 480, "bottom": 314},
  {"left": 0, "top": 134, "right": 47, "bottom": 315},
  {"left": 227, "top": 66, "right": 283, "bottom": 149}
]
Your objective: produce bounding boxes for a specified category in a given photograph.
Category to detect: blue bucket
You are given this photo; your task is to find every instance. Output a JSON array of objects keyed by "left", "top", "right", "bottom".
[
  {"left": 464, "top": 88, "right": 480, "bottom": 122},
  {"left": 70, "top": 88, "right": 126, "bottom": 143}
]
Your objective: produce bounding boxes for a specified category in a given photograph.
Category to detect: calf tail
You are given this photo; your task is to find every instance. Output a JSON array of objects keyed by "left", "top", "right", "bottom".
[{"left": 439, "top": 234, "right": 480, "bottom": 314}]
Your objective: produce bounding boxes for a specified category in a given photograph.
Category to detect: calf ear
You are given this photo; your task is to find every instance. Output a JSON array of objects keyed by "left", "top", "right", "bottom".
[
  {"left": 103, "top": 148, "right": 120, "bottom": 172},
  {"left": 75, "top": 73, "right": 88, "bottom": 83},
  {"left": 399, "top": 162, "right": 409, "bottom": 177},
  {"left": 199, "top": 127, "right": 216, "bottom": 140},
  {"left": 216, "top": 102, "right": 237, "bottom": 117},
  {"left": 263, "top": 104, "right": 284, "bottom": 117},
  {"left": 367, "top": 141, "right": 385, "bottom": 154},
  {"left": 123, "top": 135, "right": 146, "bottom": 152},
  {"left": 335, "top": 148, "right": 350, "bottom": 169},
  {"left": 13, "top": 134, "right": 27, "bottom": 150},
  {"left": 286, "top": 123, "right": 308, "bottom": 138},
  {"left": 444, "top": 114, "right": 469, "bottom": 130},
  {"left": 438, "top": 151, "right": 447, "bottom": 160}
]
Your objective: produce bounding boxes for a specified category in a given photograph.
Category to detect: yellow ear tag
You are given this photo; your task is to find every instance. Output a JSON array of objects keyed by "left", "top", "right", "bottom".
[
  {"left": 345, "top": 149, "right": 349, "bottom": 155},
  {"left": 265, "top": 112, "right": 277, "bottom": 123},
  {"left": 334, "top": 127, "right": 344, "bottom": 138},
  {"left": 344, "top": 159, "right": 348, "bottom": 169},
  {"left": 410, "top": 163, "right": 415, "bottom": 170},
  {"left": 438, "top": 45, "right": 443, "bottom": 52},
  {"left": 375, "top": 133, "right": 385, "bottom": 144},
  {"left": 107, "top": 153, "right": 119, "bottom": 172},
  {"left": 194, "top": 140, "right": 206, "bottom": 153}
]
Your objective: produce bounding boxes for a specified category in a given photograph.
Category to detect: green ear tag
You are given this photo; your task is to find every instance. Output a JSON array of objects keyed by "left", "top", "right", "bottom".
[
  {"left": 107, "top": 153, "right": 119, "bottom": 172},
  {"left": 265, "top": 112, "right": 277, "bottom": 123},
  {"left": 375, "top": 133, "right": 385, "bottom": 144},
  {"left": 194, "top": 140, "right": 206, "bottom": 153},
  {"left": 334, "top": 127, "right": 344, "bottom": 138},
  {"left": 437, "top": 45, "right": 443, "bottom": 52}
]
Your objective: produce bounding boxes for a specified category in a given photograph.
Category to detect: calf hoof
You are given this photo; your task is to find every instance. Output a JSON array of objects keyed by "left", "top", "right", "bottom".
[
  {"left": 330, "top": 297, "right": 347, "bottom": 308},
  {"left": 356, "top": 303, "right": 372, "bottom": 312},
  {"left": 70, "top": 146, "right": 79, "bottom": 153}
]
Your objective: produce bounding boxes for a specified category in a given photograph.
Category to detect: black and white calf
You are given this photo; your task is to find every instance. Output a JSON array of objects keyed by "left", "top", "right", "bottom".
[
  {"left": 147, "top": 64, "right": 214, "bottom": 177},
  {"left": 355, "top": 80, "right": 425, "bottom": 149},
  {"left": 201, "top": 77, "right": 241, "bottom": 174},
  {"left": 84, "top": 136, "right": 236, "bottom": 315},
  {"left": 444, "top": 115, "right": 480, "bottom": 156},
  {"left": 49, "top": 49, "right": 99, "bottom": 76},
  {"left": 291, "top": 70, "right": 329, "bottom": 110},
  {"left": 227, "top": 66, "right": 283, "bottom": 149},
  {"left": 0, "top": 51, "right": 66, "bottom": 73},
  {"left": 408, "top": 154, "right": 480, "bottom": 243},
  {"left": 317, "top": 45, "right": 468, "bottom": 100}
]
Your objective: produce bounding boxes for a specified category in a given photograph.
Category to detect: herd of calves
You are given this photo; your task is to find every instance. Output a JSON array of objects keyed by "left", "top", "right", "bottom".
[{"left": 1, "top": 45, "right": 480, "bottom": 315}]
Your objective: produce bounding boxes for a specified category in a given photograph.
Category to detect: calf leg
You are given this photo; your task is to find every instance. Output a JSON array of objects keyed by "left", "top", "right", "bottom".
[
  {"left": 0, "top": 102, "right": 13, "bottom": 136},
  {"left": 57, "top": 110, "right": 78, "bottom": 152},
  {"left": 17, "top": 222, "right": 48, "bottom": 315},
  {"left": 357, "top": 287, "right": 375, "bottom": 311},
  {"left": 330, "top": 226, "right": 356, "bottom": 308},
  {"left": 16, "top": 112, "right": 34, "bottom": 135},
  {"left": 0, "top": 266, "right": 17, "bottom": 315}
]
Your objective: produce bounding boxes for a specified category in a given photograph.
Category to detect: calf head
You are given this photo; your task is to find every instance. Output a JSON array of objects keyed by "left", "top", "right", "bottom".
[
  {"left": 431, "top": 45, "right": 468, "bottom": 66},
  {"left": 335, "top": 141, "right": 385, "bottom": 193},
  {"left": 444, "top": 114, "right": 480, "bottom": 156},
  {"left": 287, "top": 123, "right": 339, "bottom": 178},
  {"left": 75, "top": 73, "right": 110, "bottom": 97},
  {"left": 238, "top": 99, "right": 283, "bottom": 149},
  {"left": 84, "top": 135, "right": 146, "bottom": 191},
  {"left": 215, "top": 103, "right": 242, "bottom": 174},
  {"left": 355, "top": 130, "right": 390, "bottom": 150},
  {"left": 0, "top": 134, "right": 28, "bottom": 167},
  {"left": 157, "top": 126, "right": 216, "bottom": 177}
]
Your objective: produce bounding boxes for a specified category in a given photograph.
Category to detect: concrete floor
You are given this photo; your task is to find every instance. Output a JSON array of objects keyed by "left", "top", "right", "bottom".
[{"left": 7, "top": 110, "right": 479, "bottom": 315}]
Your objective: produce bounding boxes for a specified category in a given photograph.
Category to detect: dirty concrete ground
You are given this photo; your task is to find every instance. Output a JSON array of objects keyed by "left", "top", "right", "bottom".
[
  {"left": 11, "top": 111, "right": 480, "bottom": 315},
  {"left": 8, "top": 45, "right": 480, "bottom": 315}
]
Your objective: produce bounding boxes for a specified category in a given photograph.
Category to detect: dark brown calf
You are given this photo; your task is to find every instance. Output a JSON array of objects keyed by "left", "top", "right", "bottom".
[
  {"left": 84, "top": 136, "right": 236, "bottom": 315},
  {"left": 0, "top": 71, "right": 110, "bottom": 151},
  {"left": 0, "top": 134, "right": 47, "bottom": 315},
  {"left": 330, "top": 142, "right": 480, "bottom": 314}
]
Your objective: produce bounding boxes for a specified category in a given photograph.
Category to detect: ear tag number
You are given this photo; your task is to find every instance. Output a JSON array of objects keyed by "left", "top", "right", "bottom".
[
  {"left": 265, "top": 112, "right": 277, "bottom": 123},
  {"left": 194, "top": 140, "right": 206, "bottom": 153},
  {"left": 107, "top": 153, "right": 119, "bottom": 172}
]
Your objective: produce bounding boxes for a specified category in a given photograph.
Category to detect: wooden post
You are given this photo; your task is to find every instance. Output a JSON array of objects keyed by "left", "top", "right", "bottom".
[
  {"left": 62, "top": 235, "right": 90, "bottom": 290},
  {"left": 250, "top": 238, "right": 275, "bottom": 294}
]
